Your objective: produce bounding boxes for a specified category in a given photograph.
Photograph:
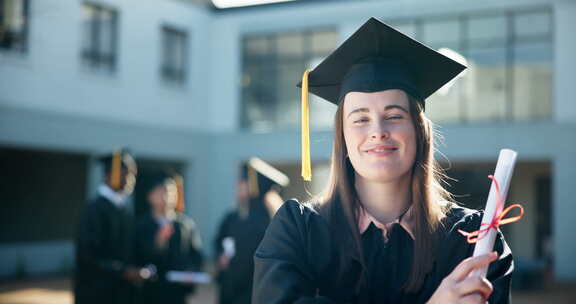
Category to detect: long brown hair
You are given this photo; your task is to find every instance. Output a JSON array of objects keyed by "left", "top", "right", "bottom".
[{"left": 316, "top": 94, "right": 453, "bottom": 292}]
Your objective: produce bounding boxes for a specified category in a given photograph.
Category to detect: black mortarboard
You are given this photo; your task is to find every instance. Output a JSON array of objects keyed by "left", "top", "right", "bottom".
[
  {"left": 98, "top": 149, "right": 137, "bottom": 190},
  {"left": 298, "top": 17, "right": 466, "bottom": 181},
  {"left": 299, "top": 17, "right": 466, "bottom": 105},
  {"left": 241, "top": 157, "right": 290, "bottom": 198}
]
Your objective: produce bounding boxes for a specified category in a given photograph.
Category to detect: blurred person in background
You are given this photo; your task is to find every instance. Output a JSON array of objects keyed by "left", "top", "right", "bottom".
[
  {"left": 214, "top": 158, "right": 289, "bottom": 304},
  {"left": 74, "top": 149, "right": 147, "bottom": 304},
  {"left": 133, "top": 171, "right": 204, "bottom": 304},
  {"left": 252, "top": 18, "right": 514, "bottom": 304}
]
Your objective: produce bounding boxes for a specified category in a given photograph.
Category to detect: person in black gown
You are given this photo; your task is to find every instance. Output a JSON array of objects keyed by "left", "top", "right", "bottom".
[
  {"left": 133, "top": 171, "right": 204, "bottom": 304},
  {"left": 74, "top": 149, "right": 147, "bottom": 304},
  {"left": 253, "top": 18, "right": 514, "bottom": 304},
  {"left": 214, "top": 158, "right": 289, "bottom": 304}
]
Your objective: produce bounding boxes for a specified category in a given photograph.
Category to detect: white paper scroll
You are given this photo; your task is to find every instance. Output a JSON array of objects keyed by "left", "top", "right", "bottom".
[
  {"left": 166, "top": 271, "right": 212, "bottom": 284},
  {"left": 472, "top": 149, "right": 518, "bottom": 277}
]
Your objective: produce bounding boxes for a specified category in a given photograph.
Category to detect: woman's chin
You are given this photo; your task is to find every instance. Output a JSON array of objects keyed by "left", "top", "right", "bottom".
[
  {"left": 357, "top": 172, "right": 404, "bottom": 183},
  {"left": 353, "top": 162, "right": 410, "bottom": 181}
]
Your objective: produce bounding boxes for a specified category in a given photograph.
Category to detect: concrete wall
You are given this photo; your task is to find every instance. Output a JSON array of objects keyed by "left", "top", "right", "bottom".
[
  {"left": 0, "top": 241, "right": 74, "bottom": 277},
  {"left": 0, "top": 0, "right": 212, "bottom": 130}
]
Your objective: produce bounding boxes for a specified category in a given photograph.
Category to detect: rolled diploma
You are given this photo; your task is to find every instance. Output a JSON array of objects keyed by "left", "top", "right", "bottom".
[
  {"left": 472, "top": 149, "right": 517, "bottom": 277},
  {"left": 166, "top": 271, "right": 212, "bottom": 284}
]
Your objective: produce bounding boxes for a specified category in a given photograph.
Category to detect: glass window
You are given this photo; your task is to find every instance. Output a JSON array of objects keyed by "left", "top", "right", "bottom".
[
  {"left": 241, "top": 8, "right": 552, "bottom": 128},
  {"left": 277, "top": 32, "right": 303, "bottom": 58},
  {"left": 468, "top": 15, "right": 507, "bottom": 45},
  {"left": 81, "top": 3, "right": 118, "bottom": 72},
  {"left": 242, "top": 28, "right": 337, "bottom": 130},
  {"left": 0, "top": 0, "right": 29, "bottom": 53},
  {"left": 242, "top": 65, "right": 277, "bottom": 130},
  {"left": 465, "top": 47, "right": 508, "bottom": 122},
  {"left": 276, "top": 62, "right": 303, "bottom": 127},
  {"left": 512, "top": 42, "right": 552, "bottom": 121},
  {"left": 422, "top": 9, "right": 552, "bottom": 123},
  {"left": 244, "top": 36, "right": 269, "bottom": 57},
  {"left": 310, "top": 30, "right": 338, "bottom": 54},
  {"left": 514, "top": 11, "right": 551, "bottom": 38},
  {"left": 423, "top": 19, "right": 460, "bottom": 45},
  {"left": 161, "top": 26, "right": 188, "bottom": 85}
]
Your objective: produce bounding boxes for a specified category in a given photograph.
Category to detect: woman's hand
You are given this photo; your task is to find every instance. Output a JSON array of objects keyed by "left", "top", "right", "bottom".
[
  {"left": 427, "top": 252, "right": 498, "bottom": 304},
  {"left": 217, "top": 254, "right": 231, "bottom": 270}
]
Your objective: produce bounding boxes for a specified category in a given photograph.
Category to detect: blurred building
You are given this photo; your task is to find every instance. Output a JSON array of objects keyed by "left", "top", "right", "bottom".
[{"left": 1, "top": 0, "right": 575, "bottom": 284}]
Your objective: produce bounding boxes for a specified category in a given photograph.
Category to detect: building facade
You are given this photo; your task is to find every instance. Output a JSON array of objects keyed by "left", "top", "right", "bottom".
[{"left": 1, "top": 0, "right": 575, "bottom": 282}]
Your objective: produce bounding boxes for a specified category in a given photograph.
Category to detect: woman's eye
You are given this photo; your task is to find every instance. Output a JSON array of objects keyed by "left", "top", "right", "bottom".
[
  {"left": 353, "top": 117, "right": 369, "bottom": 123},
  {"left": 386, "top": 114, "right": 404, "bottom": 120}
]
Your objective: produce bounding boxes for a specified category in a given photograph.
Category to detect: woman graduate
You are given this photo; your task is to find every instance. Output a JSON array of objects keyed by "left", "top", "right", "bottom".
[
  {"left": 253, "top": 18, "right": 513, "bottom": 304},
  {"left": 133, "top": 171, "right": 204, "bottom": 304}
]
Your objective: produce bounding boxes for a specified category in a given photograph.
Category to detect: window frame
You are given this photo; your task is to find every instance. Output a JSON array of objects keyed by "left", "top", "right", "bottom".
[
  {"left": 80, "top": 2, "right": 119, "bottom": 73},
  {"left": 0, "top": 0, "right": 30, "bottom": 54},
  {"left": 387, "top": 6, "right": 553, "bottom": 124},
  {"left": 160, "top": 24, "right": 189, "bottom": 86},
  {"left": 240, "top": 27, "right": 337, "bottom": 130}
]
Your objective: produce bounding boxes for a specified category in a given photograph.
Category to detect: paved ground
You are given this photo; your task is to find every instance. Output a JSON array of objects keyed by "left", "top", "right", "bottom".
[
  {"left": 0, "top": 277, "right": 215, "bottom": 304},
  {"left": 0, "top": 276, "right": 575, "bottom": 304}
]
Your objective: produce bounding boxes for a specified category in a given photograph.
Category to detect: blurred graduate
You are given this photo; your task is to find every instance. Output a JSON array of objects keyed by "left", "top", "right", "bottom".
[
  {"left": 133, "top": 170, "right": 204, "bottom": 304},
  {"left": 74, "top": 149, "right": 148, "bottom": 304},
  {"left": 214, "top": 158, "right": 289, "bottom": 304}
]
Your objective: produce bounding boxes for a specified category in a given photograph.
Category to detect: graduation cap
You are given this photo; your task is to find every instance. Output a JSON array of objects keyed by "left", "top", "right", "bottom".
[
  {"left": 242, "top": 157, "right": 290, "bottom": 198},
  {"left": 98, "top": 149, "right": 137, "bottom": 191},
  {"left": 298, "top": 17, "right": 467, "bottom": 181}
]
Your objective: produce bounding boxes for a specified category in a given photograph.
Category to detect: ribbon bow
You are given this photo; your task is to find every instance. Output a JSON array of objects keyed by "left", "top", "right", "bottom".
[{"left": 458, "top": 175, "right": 524, "bottom": 244}]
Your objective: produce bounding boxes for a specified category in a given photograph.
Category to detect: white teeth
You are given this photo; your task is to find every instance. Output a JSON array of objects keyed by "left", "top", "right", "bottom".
[{"left": 370, "top": 148, "right": 395, "bottom": 153}]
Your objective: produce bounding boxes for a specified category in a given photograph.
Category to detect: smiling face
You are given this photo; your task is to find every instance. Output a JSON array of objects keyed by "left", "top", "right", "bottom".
[
  {"left": 342, "top": 89, "right": 417, "bottom": 183},
  {"left": 148, "top": 180, "right": 178, "bottom": 216}
]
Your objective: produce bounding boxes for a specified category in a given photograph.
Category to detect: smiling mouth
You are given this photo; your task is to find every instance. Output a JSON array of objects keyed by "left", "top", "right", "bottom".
[{"left": 365, "top": 146, "right": 398, "bottom": 154}]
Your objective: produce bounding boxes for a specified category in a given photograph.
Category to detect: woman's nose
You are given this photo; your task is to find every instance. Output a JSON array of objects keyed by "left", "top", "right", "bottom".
[{"left": 370, "top": 122, "right": 390, "bottom": 140}]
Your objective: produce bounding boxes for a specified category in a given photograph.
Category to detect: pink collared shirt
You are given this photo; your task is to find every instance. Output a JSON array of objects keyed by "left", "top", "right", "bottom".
[{"left": 357, "top": 206, "right": 415, "bottom": 241}]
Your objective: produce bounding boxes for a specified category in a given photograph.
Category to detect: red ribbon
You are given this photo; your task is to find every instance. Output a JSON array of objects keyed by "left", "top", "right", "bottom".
[{"left": 458, "top": 175, "right": 524, "bottom": 244}]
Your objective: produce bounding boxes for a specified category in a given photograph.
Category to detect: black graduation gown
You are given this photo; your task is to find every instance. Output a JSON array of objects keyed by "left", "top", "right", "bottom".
[
  {"left": 133, "top": 212, "right": 204, "bottom": 304},
  {"left": 214, "top": 205, "right": 270, "bottom": 304},
  {"left": 74, "top": 196, "right": 135, "bottom": 304},
  {"left": 253, "top": 200, "right": 514, "bottom": 304}
]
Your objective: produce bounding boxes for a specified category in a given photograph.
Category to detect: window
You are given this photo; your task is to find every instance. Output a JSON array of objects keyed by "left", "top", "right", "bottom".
[
  {"left": 161, "top": 25, "right": 188, "bottom": 85},
  {"left": 81, "top": 3, "right": 118, "bottom": 72},
  {"left": 242, "top": 29, "right": 338, "bottom": 130},
  {"left": 388, "top": 7, "right": 553, "bottom": 123},
  {"left": 0, "top": 0, "right": 29, "bottom": 53}
]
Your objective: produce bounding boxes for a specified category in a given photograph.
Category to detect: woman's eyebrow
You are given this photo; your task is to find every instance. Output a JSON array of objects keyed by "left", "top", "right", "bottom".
[
  {"left": 384, "top": 104, "right": 409, "bottom": 113},
  {"left": 347, "top": 104, "right": 409, "bottom": 118},
  {"left": 347, "top": 107, "right": 369, "bottom": 118}
]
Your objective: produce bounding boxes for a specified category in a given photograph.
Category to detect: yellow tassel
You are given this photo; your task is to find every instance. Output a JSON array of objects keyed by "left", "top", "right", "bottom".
[
  {"left": 174, "top": 175, "right": 185, "bottom": 213},
  {"left": 248, "top": 166, "right": 259, "bottom": 197},
  {"left": 301, "top": 69, "right": 312, "bottom": 181},
  {"left": 110, "top": 150, "right": 122, "bottom": 191}
]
